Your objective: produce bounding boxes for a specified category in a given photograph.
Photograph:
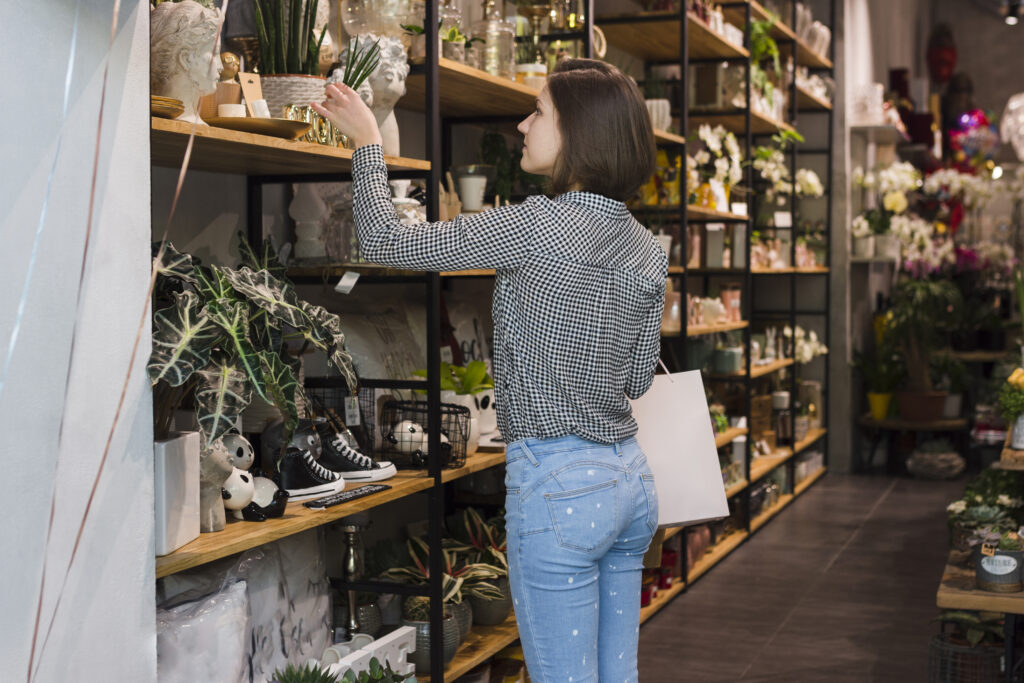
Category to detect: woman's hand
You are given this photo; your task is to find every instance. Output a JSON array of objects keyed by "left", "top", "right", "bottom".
[{"left": 311, "top": 83, "right": 383, "bottom": 149}]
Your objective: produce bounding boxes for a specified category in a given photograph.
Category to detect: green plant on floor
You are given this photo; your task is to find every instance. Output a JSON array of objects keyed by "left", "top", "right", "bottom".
[
  {"left": 887, "top": 278, "right": 964, "bottom": 392},
  {"left": 252, "top": 0, "right": 329, "bottom": 76},
  {"left": 340, "top": 658, "right": 412, "bottom": 683},
  {"left": 271, "top": 661, "right": 340, "bottom": 683},
  {"left": 148, "top": 238, "right": 357, "bottom": 448},
  {"left": 935, "top": 611, "right": 1005, "bottom": 647}
]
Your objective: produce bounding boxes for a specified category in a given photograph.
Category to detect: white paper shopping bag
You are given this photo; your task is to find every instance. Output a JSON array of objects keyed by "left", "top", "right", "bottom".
[{"left": 629, "top": 370, "right": 729, "bottom": 528}]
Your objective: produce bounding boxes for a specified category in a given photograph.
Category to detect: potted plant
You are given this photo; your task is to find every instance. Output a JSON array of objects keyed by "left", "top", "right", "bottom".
[
  {"left": 252, "top": 0, "right": 330, "bottom": 117},
  {"left": 852, "top": 344, "right": 905, "bottom": 421},
  {"left": 1001, "top": 368, "right": 1024, "bottom": 449},
  {"left": 970, "top": 528, "right": 1024, "bottom": 593},
  {"left": 948, "top": 502, "right": 1013, "bottom": 552},
  {"left": 271, "top": 661, "right": 340, "bottom": 683},
  {"left": 413, "top": 361, "right": 494, "bottom": 455},
  {"left": 929, "top": 611, "right": 1004, "bottom": 680},
  {"left": 149, "top": 237, "right": 357, "bottom": 453},
  {"left": 888, "top": 278, "right": 963, "bottom": 421},
  {"left": 340, "top": 657, "right": 412, "bottom": 683},
  {"left": 398, "top": 594, "right": 461, "bottom": 674},
  {"left": 851, "top": 214, "right": 874, "bottom": 258},
  {"left": 452, "top": 508, "right": 513, "bottom": 626},
  {"left": 933, "top": 354, "right": 968, "bottom": 419}
]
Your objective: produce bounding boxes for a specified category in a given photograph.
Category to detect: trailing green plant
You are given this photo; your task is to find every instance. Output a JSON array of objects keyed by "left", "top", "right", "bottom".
[
  {"left": 935, "top": 611, "right": 1005, "bottom": 647},
  {"left": 271, "top": 661, "right": 340, "bottom": 683},
  {"left": 887, "top": 278, "right": 964, "bottom": 391},
  {"left": 749, "top": 15, "right": 781, "bottom": 78},
  {"left": 413, "top": 361, "right": 494, "bottom": 395},
  {"left": 252, "top": 0, "right": 328, "bottom": 75},
  {"left": 339, "top": 37, "right": 382, "bottom": 91},
  {"left": 340, "top": 657, "right": 412, "bottom": 683},
  {"left": 148, "top": 237, "right": 357, "bottom": 448}
]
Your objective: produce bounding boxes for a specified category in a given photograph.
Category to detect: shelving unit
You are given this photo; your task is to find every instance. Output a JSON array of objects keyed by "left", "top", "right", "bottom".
[
  {"left": 715, "top": 425, "right": 749, "bottom": 448},
  {"left": 688, "top": 530, "right": 749, "bottom": 583},
  {"left": 751, "top": 493, "right": 794, "bottom": 532},
  {"left": 420, "top": 614, "right": 519, "bottom": 683}
]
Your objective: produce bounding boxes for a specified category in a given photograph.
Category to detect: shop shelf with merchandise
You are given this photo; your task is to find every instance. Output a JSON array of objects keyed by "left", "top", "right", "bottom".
[
  {"left": 720, "top": 0, "right": 833, "bottom": 69},
  {"left": 598, "top": 11, "right": 750, "bottom": 62},
  {"left": 749, "top": 428, "right": 827, "bottom": 484},
  {"left": 420, "top": 614, "right": 520, "bottom": 683}
]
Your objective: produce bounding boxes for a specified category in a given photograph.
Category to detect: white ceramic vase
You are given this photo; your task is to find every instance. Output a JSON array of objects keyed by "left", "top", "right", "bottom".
[
  {"left": 261, "top": 74, "right": 327, "bottom": 119},
  {"left": 875, "top": 234, "right": 901, "bottom": 260},
  {"left": 443, "top": 392, "right": 480, "bottom": 455},
  {"left": 1013, "top": 415, "right": 1024, "bottom": 450},
  {"left": 852, "top": 235, "right": 875, "bottom": 258},
  {"left": 154, "top": 431, "right": 201, "bottom": 556}
]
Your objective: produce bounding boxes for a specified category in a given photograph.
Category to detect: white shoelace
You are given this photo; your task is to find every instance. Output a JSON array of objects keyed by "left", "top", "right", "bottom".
[
  {"left": 330, "top": 434, "right": 374, "bottom": 468},
  {"left": 303, "top": 450, "right": 340, "bottom": 482}
]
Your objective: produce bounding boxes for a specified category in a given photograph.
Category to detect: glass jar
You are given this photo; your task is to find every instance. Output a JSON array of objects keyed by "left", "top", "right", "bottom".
[{"left": 472, "top": 0, "right": 516, "bottom": 79}]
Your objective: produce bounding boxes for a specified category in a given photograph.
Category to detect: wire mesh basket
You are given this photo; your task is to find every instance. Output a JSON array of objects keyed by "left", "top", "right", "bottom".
[
  {"left": 927, "top": 634, "right": 1005, "bottom": 682},
  {"left": 378, "top": 400, "right": 470, "bottom": 470},
  {"left": 304, "top": 384, "right": 378, "bottom": 455}
]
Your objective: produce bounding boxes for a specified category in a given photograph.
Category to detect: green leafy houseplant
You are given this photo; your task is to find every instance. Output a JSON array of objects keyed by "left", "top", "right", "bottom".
[
  {"left": 272, "top": 661, "right": 340, "bottom": 683},
  {"left": 148, "top": 237, "right": 357, "bottom": 448},
  {"left": 253, "top": 0, "right": 328, "bottom": 75},
  {"left": 887, "top": 278, "right": 963, "bottom": 392},
  {"left": 450, "top": 508, "right": 508, "bottom": 574},
  {"left": 999, "top": 381, "right": 1024, "bottom": 423},
  {"left": 935, "top": 611, "right": 1005, "bottom": 647},
  {"left": 932, "top": 354, "right": 968, "bottom": 394},
  {"left": 851, "top": 346, "right": 905, "bottom": 393},
  {"left": 413, "top": 361, "right": 494, "bottom": 395},
  {"left": 381, "top": 537, "right": 505, "bottom": 605}
]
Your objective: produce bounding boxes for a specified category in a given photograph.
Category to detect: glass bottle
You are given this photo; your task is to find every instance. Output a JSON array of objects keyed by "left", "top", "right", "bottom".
[{"left": 473, "top": 0, "right": 516, "bottom": 79}]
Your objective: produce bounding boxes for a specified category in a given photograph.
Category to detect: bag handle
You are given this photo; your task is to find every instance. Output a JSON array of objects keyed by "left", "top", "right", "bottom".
[{"left": 658, "top": 358, "right": 675, "bottom": 383}]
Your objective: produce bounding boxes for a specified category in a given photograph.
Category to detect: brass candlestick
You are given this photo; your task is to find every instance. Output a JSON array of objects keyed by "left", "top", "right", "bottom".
[{"left": 518, "top": 1, "right": 552, "bottom": 64}]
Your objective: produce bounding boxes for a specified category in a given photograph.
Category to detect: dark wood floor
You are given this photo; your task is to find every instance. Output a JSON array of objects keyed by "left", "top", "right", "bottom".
[{"left": 638, "top": 474, "right": 964, "bottom": 682}]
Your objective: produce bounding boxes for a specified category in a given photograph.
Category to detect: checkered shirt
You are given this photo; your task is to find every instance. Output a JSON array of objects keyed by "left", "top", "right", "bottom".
[{"left": 352, "top": 144, "right": 667, "bottom": 444}]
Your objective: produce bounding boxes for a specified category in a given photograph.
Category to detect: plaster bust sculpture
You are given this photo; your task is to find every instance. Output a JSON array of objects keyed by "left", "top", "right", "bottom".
[
  {"left": 151, "top": 0, "right": 223, "bottom": 124},
  {"left": 334, "top": 34, "right": 409, "bottom": 156}
]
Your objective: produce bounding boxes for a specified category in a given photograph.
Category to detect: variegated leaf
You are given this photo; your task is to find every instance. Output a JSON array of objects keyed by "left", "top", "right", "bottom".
[
  {"left": 301, "top": 301, "right": 358, "bottom": 391},
  {"left": 221, "top": 266, "right": 308, "bottom": 329},
  {"left": 152, "top": 241, "right": 197, "bottom": 284},
  {"left": 148, "top": 291, "right": 218, "bottom": 387},
  {"left": 260, "top": 350, "right": 299, "bottom": 446},
  {"left": 195, "top": 351, "right": 252, "bottom": 446},
  {"left": 237, "top": 230, "right": 287, "bottom": 280},
  {"left": 194, "top": 264, "right": 235, "bottom": 301},
  {"left": 205, "top": 298, "right": 270, "bottom": 403}
]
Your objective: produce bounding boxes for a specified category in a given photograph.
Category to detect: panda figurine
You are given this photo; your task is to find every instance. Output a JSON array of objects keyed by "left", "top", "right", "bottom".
[
  {"left": 220, "top": 432, "right": 288, "bottom": 522},
  {"left": 386, "top": 420, "right": 452, "bottom": 467}
]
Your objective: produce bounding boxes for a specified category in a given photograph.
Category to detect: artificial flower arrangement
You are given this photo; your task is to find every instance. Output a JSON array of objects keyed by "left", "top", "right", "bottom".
[
  {"left": 750, "top": 130, "right": 822, "bottom": 205},
  {"left": 690, "top": 124, "right": 743, "bottom": 209},
  {"left": 851, "top": 161, "right": 922, "bottom": 237},
  {"left": 784, "top": 325, "right": 828, "bottom": 364}
]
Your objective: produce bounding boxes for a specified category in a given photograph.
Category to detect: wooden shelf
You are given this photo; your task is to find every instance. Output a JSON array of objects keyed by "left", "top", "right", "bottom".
[
  {"left": 936, "top": 551, "right": 1024, "bottom": 614},
  {"left": 654, "top": 128, "right": 687, "bottom": 146},
  {"left": 155, "top": 450, "right": 506, "bottom": 578},
  {"left": 948, "top": 350, "right": 1012, "bottom": 363},
  {"left": 721, "top": 1, "right": 833, "bottom": 69},
  {"left": 708, "top": 357, "right": 794, "bottom": 380},
  {"left": 794, "top": 427, "right": 827, "bottom": 455},
  {"left": 688, "top": 530, "right": 749, "bottom": 583},
  {"left": 715, "top": 426, "right": 749, "bottom": 448},
  {"left": 726, "top": 479, "right": 749, "bottom": 499},
  {"left": 794, "top": 467, "right": 827, "bottom": 496},
  {"left": 750, "top": 449, "right": 793, "bottom": 484},
  {"left": 597, "top": 12, "right": 749, "bottom": 62},
  {"left": 859, "top": 414, "right": 969, "bottom": 432},
  {"left": 751, "top": 493, "right": 794, "bottom": 532},
  {"left": 403, "top": 58, "right": 539, "bottom": 118},
  {"left": 667, "top": 265, "right": 686, "bottom": 275},
  {"left": 151, "top": 117, "right": 429, "bottom": 176},
  {"left": 752, "top": 267, "right": 830, "bottom": 275},
  {"left": 420, "top": 614, "right": 520, "bottom": 682},
  {"left": 796, "top": 85, "right": 833, "bottom": 111},
  {"left": 639, "top": 580, "right": 686, "bottom": 625},
  {"left": 685, "top": 205, "right": 750, "bottom": 222},
  {"left": 686, "top": 320, "right": 749, "bottom": 337},
  {"left": 662, "top": 525, "right": 684, "bottom": 541},
  {"left": 689, "top": 110, "right": 796, "bottom": 136}
]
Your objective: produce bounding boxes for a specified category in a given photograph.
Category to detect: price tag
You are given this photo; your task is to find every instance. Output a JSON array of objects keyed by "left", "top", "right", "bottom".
[
  {"left": 344, "top": 396, "right": 361, "bottom": 426},
  {"left": 731, "top": 202, "right": 748, "bottom": 217},
  {"left": 440, "top": 346, "right": 454, "bottom": 363},
  {"left": 773, "top": 211, "right": 792, "bottom": 228},
  {"left": 982, "top": 542, "right": 996, "bottom": 557},
  {"left": 334, "top": 271, "right": 360, "bottom": 294}
]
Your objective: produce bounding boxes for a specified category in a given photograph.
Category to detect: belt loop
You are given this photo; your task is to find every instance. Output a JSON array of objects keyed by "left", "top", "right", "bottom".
[{"left": 520, "top": 440, "right": 540, "bottom": 467}]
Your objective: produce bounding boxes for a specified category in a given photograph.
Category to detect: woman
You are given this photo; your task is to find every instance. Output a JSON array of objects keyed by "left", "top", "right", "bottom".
[{"left": 313, "top": 58, "right": 665, "bottom": 683}]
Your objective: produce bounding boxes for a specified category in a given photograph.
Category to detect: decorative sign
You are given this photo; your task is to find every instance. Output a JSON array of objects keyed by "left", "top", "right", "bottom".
[{"left": 980, "top": 554, "right": 1018, "bottom": 575}]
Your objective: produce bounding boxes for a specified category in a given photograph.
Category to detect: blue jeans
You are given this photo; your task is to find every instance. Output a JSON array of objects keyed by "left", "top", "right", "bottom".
[{"left": 504, "top": 434, "right": 659, "bottom": 683}]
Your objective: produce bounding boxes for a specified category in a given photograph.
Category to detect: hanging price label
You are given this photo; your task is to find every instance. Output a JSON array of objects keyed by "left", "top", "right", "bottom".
[
  {"left": 344, "top": 396, "right": 361, "bottom": 426},
  {"left": 334, "top": 271, "right": 360, "bottom": 294}
]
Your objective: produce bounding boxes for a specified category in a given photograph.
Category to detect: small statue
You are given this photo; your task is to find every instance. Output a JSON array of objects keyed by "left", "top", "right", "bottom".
[
  {"left": 220, "top": 432, "right": 288, "bottom": 522},
  {"left": 335, "top": 34, "right": 410, "bottom": 156},
  {"left": 150, "top": 0, "right": 223, "bottom": 124},
  {"left": 199, "top": 437, "right": 234, "bottom": 533},
  {"left": 220, "top": 51, "right": 241, "bottom": 82}
]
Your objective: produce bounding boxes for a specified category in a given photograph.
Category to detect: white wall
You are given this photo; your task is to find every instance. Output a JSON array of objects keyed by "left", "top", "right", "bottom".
[{"left": 0, "top": 2, "right": 155, "bottom": 681}]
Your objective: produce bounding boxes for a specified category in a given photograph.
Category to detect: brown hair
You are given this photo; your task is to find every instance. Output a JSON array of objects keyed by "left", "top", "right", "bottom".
[{"left": 546, "top": 59, "right": 656, "bottom": 201}]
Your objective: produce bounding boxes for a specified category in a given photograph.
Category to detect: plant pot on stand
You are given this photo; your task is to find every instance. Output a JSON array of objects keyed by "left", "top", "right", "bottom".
[
  {"left": 896, "top": 390, "right": 948, "bottom": 422},
  {"left": 852, "top": 235, "right": 875, "bottom": 258},
  {"left": 875, "top": 233, "right": 900, "bottom": 260},
  {"left": 867, "top": 393, "right": 892, "bottom": 421}
]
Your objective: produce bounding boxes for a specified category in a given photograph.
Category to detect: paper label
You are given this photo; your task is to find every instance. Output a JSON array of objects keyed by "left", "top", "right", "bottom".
[
  {"left": 344, "top": 396, "right": 360, "bottom": 426},
  {"left": 731, "top": 202, "right": 748, "bottom": 217},
  {"left": 774, "top": 211, "right": 792, "bottom": 228},
  {"left": 981, "top": 554, "right": 1018, "bottom": 575},
  {"left": 981, "top": 543, "right": 997, "bottom": 557},
  {"left": 334, "top": 271, "right": 360, "bottom": 294}
]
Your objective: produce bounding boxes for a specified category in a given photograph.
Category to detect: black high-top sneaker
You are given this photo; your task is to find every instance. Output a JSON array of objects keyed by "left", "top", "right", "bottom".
[
  {"left": 314, "top": 423, "right": 398, "bottom": 482},
  {"left": 274, "top": 447, "right": 346, "bottom": 502}
]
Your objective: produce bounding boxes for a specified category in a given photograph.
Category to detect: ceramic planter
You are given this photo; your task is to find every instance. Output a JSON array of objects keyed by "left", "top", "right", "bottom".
[
  {"left": 154, "top": 431, "right": 201, "bottom": 556},
  {"left": 449, "top": 600, "right": 473, "bottom": 643},
  {"left": 974, "top": 547, "right": 1023, "bottom": 592},
  {"left": 1013, "top": 415, "right": 1024, "bottom": 450},
  {"left": 852, "top": 235, "right": 875, "bottom": 258},
  {"left": 261, "top": 74, "right": 327, "bottom": 119},
  {"left": 867, "top": 393, "right": 891, "bottom": 421},
  {"left": 896, "top": 390, "right": 947, "bottom": 422},
  {"left": 875, "top": 234, "right": 901, "bottom": 260},
  {"left": 356, "top": 602, "right": 382, "bottom": 638},
  {"left": 943, "top": 393, "right": 963, "bottom": 420},
  {"left": 443, "top": 392, "right": 481, "bottom": 455},
  {"left": 469, "top": 577, "right": 512, "bottom": 626},
  {"left": 402, "top": 615, "right": 460, "bottom": 674}
]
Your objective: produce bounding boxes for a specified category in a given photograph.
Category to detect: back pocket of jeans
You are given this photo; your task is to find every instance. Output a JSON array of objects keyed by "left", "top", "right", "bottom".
[
  {"left": 639, "top": 473, "right": 659, "bottom": 536},
  {"left": 545, "top": 480, "right": 618, "bottom": 552}
]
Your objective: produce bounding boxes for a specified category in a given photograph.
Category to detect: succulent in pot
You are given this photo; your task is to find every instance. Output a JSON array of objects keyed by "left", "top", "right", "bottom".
[{"left": 971, "top": 527, "right": 1024, "bottom": 593}]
